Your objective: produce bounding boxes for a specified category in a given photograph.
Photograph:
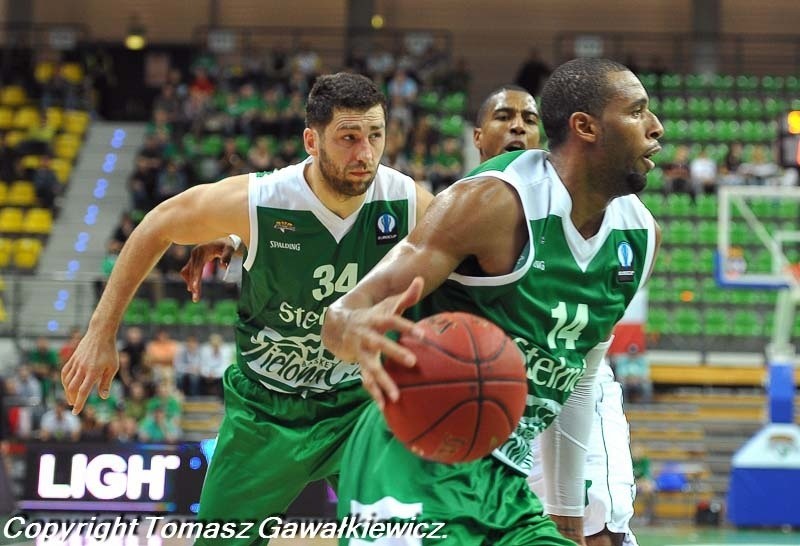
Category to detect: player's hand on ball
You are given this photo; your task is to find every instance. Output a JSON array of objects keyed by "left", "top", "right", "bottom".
[
  {"left": 180, "top": 238, "right": 236, "bottom": 302},
  {"left": 346, "top": 277, "right": 425, "bottom": 409},
  {"left": 61, "top": 334, "right": 119, "bottom": 415}
]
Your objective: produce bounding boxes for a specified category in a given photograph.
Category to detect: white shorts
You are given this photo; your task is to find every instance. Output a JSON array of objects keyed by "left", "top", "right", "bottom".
[{"left": 528, "top": 368, "right": 638, "bottom": 544}]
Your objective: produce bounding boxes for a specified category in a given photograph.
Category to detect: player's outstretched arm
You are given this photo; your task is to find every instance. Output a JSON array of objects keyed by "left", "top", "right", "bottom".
[
  {"left": 180, "top": 236, "right": 240, "bottom": 302},
  {"left": 322, "top": 177, "right": 525, "bottom": 408},
  {"left": 62, "top": 175, "right": 250, "bottom": 414}
]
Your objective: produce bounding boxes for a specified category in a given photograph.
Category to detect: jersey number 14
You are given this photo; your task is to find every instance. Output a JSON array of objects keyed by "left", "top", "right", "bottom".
[{"left": 546, "top": 302, "right": 588, "bottom": 350}]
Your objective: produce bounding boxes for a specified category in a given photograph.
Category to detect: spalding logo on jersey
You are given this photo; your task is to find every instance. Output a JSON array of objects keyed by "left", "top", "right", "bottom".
[
  {"left": 616, "top": 241, "right": 634, "bottom": 283},
  {"left": 376, "top": 213, "right": 398, "bottom": 244}
]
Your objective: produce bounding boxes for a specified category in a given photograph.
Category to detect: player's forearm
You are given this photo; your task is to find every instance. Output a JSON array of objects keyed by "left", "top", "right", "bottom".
[{"left": 88, "top": 213, "right": 173, "bottom": 336}]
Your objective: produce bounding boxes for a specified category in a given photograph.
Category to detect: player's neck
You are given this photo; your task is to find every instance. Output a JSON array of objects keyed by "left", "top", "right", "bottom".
[
  {"left": 548, "top": 151, "right": 608, "bottom": 239},
  {"left": 304, "top": 162, "right": 366, "bottom": 219}
]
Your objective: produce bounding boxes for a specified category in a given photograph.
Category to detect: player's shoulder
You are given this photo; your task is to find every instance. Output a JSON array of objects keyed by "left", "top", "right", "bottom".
[
  {"left": 371, "top": 163, "right": 416, "bottom": 200},
  {"left": 465, "top": 149, "right": 548, "bottom": 180},
  {"left": 249, "top": 160, "right": 306, "bottom": 187},
  {"left": 609, "top": 192, "right": 656, "bottom": 230}
]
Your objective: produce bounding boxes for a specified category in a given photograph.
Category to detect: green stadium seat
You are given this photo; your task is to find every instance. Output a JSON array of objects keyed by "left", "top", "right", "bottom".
[
  {"left": 777, "top": 201, "right": 798, "bottom": 218},
  {"left": 729, "top": 289, "right": 759, "bottom": 307},
  {"left": 712, "top": 74, "right": 735, "bottom": 92},
  {"left": 638, "top": 73, "right": 659, "bottom": 93},
  {"left": 672, "top": 308, "right": 702, "bottom": 336},
  {"left": 700, "top": 279, "right": 727, "bottom": 305},
  {"left": 647, "top": 308, "right": 670, "bottom": 336},
  {"left": 667, "top": 220, "right": 695, "bottom": 246},
  {"left": 660, "top": 73, "right": 682, "bottom": 92},
  {"left": 666, "top": 193, "right": 692, "bottom": 218},
  {"left": 212, "top": 299, "right": 238, "bottom": 326},
  {"left": 669, "top": 248, "right": 697, "bottom": 274},
  {"left": 647, "top": 167, "right": 665, "bottom": 191},
  {"left": 442, "top": 92, "right": 467, "bottom": 115},
  {"left": 418, "top": 91, "right": 439, "bottom": 112},
  {"left": 180, "top": 301, "right": 210, "bottom": 326},
  {"left": 713, "top": 98, "right": 738, "bottom": 119},
  {"left": 688, "top": 120, "right": 715, "bottom": 142},
  {"left": 764, "top": 98, "right": 788, "bottom": 118},
  {"left": 714, "top": 120, "right": 737, "bottom": 143},
  {"left": 695, "top": 195, "right": 717, "bottom": 218},
  {"left": 647, "top": 96, "right": 660, "bottom": 116},
  {"left": 697, "top": 248, "right": 715, "bottom": 274},
  {"left": 150, "top": 298, "right": 180, "bottom": 325},
  {"left": 760, "top": 75, "right": 784, "bottom": 93},
  {"left": 647, "top": 276, "right": 670, "bottom": 303},
  {"left": 235, "top": 135, "right": 251, "bottom": 155},
  {"left": 732, "top": 310, "right": 762, "bottom": 337},
  {"left": 123, "top": 298, "right": 150, "bottom": 325},
  {"left": 785, "top": 76, "right": 800, "bottom": 93},
  {"left": 439, "top": 115, "right": 465, "bottom": 138},
  {"left": 662, "top": 97, "right": 686, "bottom": 118},
  {"left": 735, "top": 75, "right": 759, "bottom": 92},
  {"left": 687, "top": 97, "right": 712, "bottom": 119},
  {"left": 697, "top": 220, "right": 717, "bottom": 245},
  {"left": 704, "top": 308, "right": 730, "bottom": 336},
  {"left": 201, "top": 135, "right": 224, "bottom": 157},
  {"left": 655, "top": 143, "right": 677, "bottom": 165},
  {"left": 641, "top": 193, "right": 664, "bottom": 216},
  {"left": 738, "top": 98, "right": 764, "bottom": 120}
]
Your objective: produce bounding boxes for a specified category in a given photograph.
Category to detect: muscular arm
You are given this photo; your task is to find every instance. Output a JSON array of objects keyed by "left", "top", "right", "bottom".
[
  {"left": 322, "top": 177, "right": 526, "bottom": 406},
  {"left": 62, "top": 175, "right": 250, "bottom": 412}
]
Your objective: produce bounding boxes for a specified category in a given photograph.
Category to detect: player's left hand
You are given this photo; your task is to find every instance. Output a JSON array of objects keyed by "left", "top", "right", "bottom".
[{"left": 180, "top": 238, "right": 236, "bottom": 302}]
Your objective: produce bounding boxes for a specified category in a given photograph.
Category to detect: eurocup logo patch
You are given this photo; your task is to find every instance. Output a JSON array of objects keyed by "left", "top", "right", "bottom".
[
  {"left": 376, "top": 213, "right": 398, "bottom": 244},
  {"left": 617, "top": 241, "right": 635, "bottom": 283}
]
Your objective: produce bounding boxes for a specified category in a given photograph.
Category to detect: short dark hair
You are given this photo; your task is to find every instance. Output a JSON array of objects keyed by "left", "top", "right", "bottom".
[
  {"left": 475, "top": 84, "right": 531, "bottom": 126},
  {"left": 540, "top": 58, "right": 630, "bottom": 149},
  {"left": 305, "top": 72, "right": 386, "bottom": 129}
]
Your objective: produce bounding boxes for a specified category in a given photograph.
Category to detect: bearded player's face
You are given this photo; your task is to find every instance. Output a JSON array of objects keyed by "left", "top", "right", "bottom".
[{"left": 315, "top": 105, "right": 386, "bottom": 197}]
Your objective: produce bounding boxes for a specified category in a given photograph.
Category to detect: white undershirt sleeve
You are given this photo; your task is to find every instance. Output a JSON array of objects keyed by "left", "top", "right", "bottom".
[{"left": 539, "top": 337, "right": 613, "bottom": 516}]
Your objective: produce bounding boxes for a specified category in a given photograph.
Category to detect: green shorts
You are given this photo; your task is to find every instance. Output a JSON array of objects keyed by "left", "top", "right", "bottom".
[
  {"left": 196, "top": 365, "right": 370, "bottom": 545},
  {"left": 337, "top": 404, "right": 578, "bottom": 546}
]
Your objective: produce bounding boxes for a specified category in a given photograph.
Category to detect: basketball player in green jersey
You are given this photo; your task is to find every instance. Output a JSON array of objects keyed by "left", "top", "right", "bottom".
[
  {"left": 474, "top": 86, "right": 645, "bottom": 546},
  {"left": 322, "top": 58, "right": 663, "bottom": 545},
  {"left": 61, "top": 72, "right": 433, "bottom": 543}
]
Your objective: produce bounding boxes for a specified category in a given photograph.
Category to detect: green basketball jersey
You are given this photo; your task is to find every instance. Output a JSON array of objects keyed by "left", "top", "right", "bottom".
[
  {"left": 235, "top": 159, "right": 417, "bottom": 395},
  {"left": 425, "top": 149, "right": 657, "bottom": 474}
]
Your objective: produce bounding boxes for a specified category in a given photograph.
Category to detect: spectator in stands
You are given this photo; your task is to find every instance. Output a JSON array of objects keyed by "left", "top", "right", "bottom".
[
  {"left": 28, "top": 336, "right": 60, "bottom": 404},
  {"left": 119, "top": 327, "right": 147, "bottom": 385},
  {"left": 111, "top": 212, "right": 136, "bottom": 247},
  {"left": 124, "top": 381, "right": 149, "bottom": 423},
  {"left": 156, "top": 244, "right": 190, "bottom": 288},
  {"left": 442, "top": 57, "right": 471, "bottom": 94},
  {"left": 387, "top": 69, "right": 418, "bottom": 131},
  {"left": 145, "top": 328, "right": 179, "bottom": 384},
  {"left": 247, "top": 137, "right": 274, "bottom": 172},
  {"left": 39, "top": 398, "right": 80, "bottom": 441},
  {"left": 428, "top": 137, "right": 463, "bottom": 193},
  {"left": 217, "top": 138, "right": 246, "bottom": 179},
  {"left": 366, "top": 47, "right": 396, "bottom": 82},
  {"left": 0, "top": 140, "right": 17, "bottom": 182},
  {"left": 740, "top": 144, "right": 781, "bottom": 185},
  {"left": 690, "top": 147, "right": 718, "bottom": 195},
  {"left": 79, "top": 405, "right": 106, "bottom": 441},
  {"left": 720, "top": 141, "right": 746, "bottom": 186},
  {"left": 19, "top": 114, "right": 55, "bottom": 156},
  {"left": 5, "top": 365, "right": 41, "bottom": 438},
  {"left": 613, "top": 343, "right": 652, "bottom": 403},
  {"left": 200, "top": 333, "right": 230, "bottom": 398},
  {"left": 32, "top": 154, "right": 61, "bottom": 211},
  {"left": 138, "top": 405, "right": 180, "bottom": 442},
  {"left": 153, "top": 84, "right": 181, "bottom": 123},
  {"left": 663, "top": 144, "right": 694, "bottom": 198},
  {"left": 514, "top": 48, "right": 551, "bottom": 96},
  {"left": 106, "top": 406, "right": 140, "bottom": 442},
  {"left": 174, "top": 334, "right": 202, "bottom": 396},
  {"left": 282, "top": 91, "right": 306, "bottom": 138},
  {"left": 155, "top": 160, "right": 188, "bottom": 204},
  {"left": 190, "top": 66, "right": 215, "bottom": 97},
  {"left": 58, "top": 328, "right": 82, "bottom": 366},
  {"left": 291, "top": 42, "right": 322, "bottom": 84},
  {"left": 146, "top": 383, "right": 182, "bottom": 424}
]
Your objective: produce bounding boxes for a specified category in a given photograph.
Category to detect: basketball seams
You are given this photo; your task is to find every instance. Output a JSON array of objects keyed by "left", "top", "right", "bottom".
[
  {"left": 390, "top": 378, "right": 527, "bottom": 390},
  {"left": 462, "top": 315, "right": 484, "bottom": 462}
]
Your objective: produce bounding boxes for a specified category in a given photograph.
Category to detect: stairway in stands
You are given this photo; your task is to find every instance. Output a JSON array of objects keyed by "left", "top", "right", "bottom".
[{"left": 16, "top": 122, "right": 146, "bottom": 337}]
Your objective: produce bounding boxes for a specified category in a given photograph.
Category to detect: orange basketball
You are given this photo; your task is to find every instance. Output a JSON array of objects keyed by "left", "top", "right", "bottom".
[{"left": 383, "top": 312, "right": 527, "bottom": 464}]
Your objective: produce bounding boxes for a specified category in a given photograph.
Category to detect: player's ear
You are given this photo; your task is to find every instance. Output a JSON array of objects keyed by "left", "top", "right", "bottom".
[
  {"left": 473, "top": 127, "right": 482, "bottom": 151},
  {"left": 570, "top": 112, "right": 598, "bottom": 144},
  {"left": 303, "top": 127, "right": 318, "bottom": 158}
]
